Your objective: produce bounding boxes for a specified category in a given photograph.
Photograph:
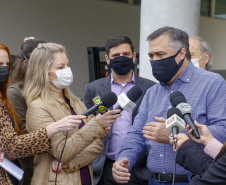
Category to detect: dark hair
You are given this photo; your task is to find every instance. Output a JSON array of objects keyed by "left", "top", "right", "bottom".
[
  {"left": 147, "top": 26, "right": 191, "bottom": 60},
  {"left": 105, "top": 35, "right": 134, "bottom": 56},
  {"left": 13, "top": 38, "right": 46, "bottom": 88}
]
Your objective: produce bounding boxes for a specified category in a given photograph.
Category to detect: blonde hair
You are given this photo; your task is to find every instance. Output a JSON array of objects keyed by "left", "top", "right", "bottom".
[{"left": 24, "top": 42, "right": 76, "bottom": 105}]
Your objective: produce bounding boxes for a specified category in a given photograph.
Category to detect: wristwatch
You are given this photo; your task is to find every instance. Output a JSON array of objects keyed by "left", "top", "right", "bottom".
[{"left": 168, "top": 133, "right": 173, "bottom": 145}]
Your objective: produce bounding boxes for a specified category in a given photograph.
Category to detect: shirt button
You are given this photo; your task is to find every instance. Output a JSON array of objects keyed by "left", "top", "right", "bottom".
[
  {"left": 160, "top": 154, "right": 163, "bottom": 157},
  {"left": 162, "top": 171, "right": 166, "bottom": 174},
  {"left": 122, "top": 131, "right": 126, "bottom": 134},
  {"left": 187, "top": 79, "right": 190, "bottom": 81},
  {"left": 122, "top": 117, "right": 125, "bottom": 119}
]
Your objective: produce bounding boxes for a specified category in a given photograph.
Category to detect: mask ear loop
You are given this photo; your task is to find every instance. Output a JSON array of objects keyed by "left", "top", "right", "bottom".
[
  {"left": 198, "top": 52, "right": 205, "bottom": 61},
  {"left": 198, "top": 52, "right": 206, "bottom": 69}
]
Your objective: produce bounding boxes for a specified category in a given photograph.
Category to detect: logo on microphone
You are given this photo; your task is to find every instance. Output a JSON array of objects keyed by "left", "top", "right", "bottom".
[
  {"left": 166, "top": 116, "right": 175, "bottom": 125},
  {"left": 93, "top": 96, "right": 102, "bottom": 105},
  {"left": 98, "top": 105, "right": 107, "bottom": 114}
]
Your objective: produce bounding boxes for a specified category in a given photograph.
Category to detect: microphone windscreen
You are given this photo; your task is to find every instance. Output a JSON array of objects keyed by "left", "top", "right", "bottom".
[
  {"left": 126, "top": 85, "right": 143, "bottom": 103},
  {"left": 101, "top": 92, "right": 117, "bottom": 108},
  {"left": 167, "top": 107, "right": 183, "bottom": 119},
  {"left": 170, "top": 91, "right": 187, "bottom": 107}
]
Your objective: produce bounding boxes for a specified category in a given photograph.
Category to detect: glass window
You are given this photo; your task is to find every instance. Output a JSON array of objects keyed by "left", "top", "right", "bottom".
[
  {"left": 200, "top": 0, "right": 211, "bottom": 16},
  {"left": 215, "top": 0, "right": 226, "bottom": 19}
]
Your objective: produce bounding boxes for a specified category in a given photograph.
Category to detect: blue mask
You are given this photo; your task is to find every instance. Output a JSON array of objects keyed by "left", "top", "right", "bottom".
[
  {"left": 109, "top": 56, "right": 133, "bottom": 75},
  {"left": 151, "top": 49, "right": 184, "bottom": 84}
]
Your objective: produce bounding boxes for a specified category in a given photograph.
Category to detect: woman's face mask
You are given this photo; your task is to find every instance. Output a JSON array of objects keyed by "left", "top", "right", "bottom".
[
  {"left": 0, "top": 66, "right": 9, "bottom": 88},
  {"left": 49, "top": 67, "right": 73, "bottom": 90}
]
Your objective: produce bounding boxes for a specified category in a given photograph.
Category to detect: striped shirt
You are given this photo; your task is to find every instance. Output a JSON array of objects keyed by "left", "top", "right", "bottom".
[{"left": 116, "top": 62, "right": 226, "bottom": 176}]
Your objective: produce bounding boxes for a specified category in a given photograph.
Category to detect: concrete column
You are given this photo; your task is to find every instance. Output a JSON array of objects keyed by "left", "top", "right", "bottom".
[{"left": 139, "top": 0, "right": 200, "bottom": 82}]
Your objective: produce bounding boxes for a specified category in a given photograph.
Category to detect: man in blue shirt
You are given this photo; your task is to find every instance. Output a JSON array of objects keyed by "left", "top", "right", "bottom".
[{"left": 112, "top": 26, "right": 226, "bottom": 185}]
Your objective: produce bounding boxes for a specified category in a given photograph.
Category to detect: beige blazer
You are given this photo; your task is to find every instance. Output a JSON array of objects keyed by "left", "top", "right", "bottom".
[{"left": 26, "top": 91, "right": 104, "bottom": 185}]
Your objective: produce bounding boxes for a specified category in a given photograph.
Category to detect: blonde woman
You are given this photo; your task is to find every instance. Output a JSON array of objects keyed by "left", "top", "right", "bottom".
[
  {"left": 24, "top": 43, "right": 121, "bottom": 185},
  {"left": 0, "top": 43, "right": 86, "bottom": 185}
]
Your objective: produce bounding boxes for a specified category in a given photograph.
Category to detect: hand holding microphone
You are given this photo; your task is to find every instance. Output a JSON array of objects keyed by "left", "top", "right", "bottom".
[
  {"left": 96, "top": 109, "right": 121, "bottom": 128},
  {"left": 186, "top": 121, "right": 214, "bottom": 146},
  {"left": 166, "top": 107, "right": 185, "bottom": 147},
  {"left": 172, "top": 133, "right": 190, "bottom": 151},
  {"left": 170, "top": 91, "right": 200, "bottom": 139}
]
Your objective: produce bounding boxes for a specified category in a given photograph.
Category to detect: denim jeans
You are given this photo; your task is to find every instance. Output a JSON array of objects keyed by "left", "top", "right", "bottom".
[{"left": 148, "top": 177, "right": 190, "bottom": 185}]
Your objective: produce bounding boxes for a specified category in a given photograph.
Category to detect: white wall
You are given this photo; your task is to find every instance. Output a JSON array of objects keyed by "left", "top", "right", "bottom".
[
  {"left": 1, "top": 1, "right": 226, "bottom": 98},
  {"left": 0, "top": 0, "right": 140, "bottom": 98},
  {"left": 199, "top": 16, "right": 226, "bottom": 70}
]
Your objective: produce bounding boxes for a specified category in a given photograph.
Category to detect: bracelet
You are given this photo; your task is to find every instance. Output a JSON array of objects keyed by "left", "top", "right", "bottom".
[{"left": 179, "top": 139, "right": 190, "bottom": 148}]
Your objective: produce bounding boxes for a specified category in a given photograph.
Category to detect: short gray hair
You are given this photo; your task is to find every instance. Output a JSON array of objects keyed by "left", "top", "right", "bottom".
[
  {"left": 147, "top": 26, "right": 191, "bottom": 61},
  {"left": 190, "top": 36, "right": 213, "bottom": 71}
]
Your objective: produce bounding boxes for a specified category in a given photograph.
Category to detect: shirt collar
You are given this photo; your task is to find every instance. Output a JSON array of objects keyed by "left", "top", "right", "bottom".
[
  {"left": 111, "top": 71, "right": 135, "bottom": 84},
  {"left": 160, "top": 61, "right": 195, "bottom": 86},
  {"left": 177, "top": 61, "right": 195, "bottom": 83}
]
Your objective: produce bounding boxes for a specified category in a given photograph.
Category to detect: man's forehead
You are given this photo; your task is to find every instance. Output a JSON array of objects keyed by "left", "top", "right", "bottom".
[
  {"left": 189, "top": 38, "right": 200, "bottom": 48},
  {"left": 189, "top": 38, "right": 201, "bottom": 53},
  {"left": 109, "top": 43, "right": 132, "bottom": 54}
]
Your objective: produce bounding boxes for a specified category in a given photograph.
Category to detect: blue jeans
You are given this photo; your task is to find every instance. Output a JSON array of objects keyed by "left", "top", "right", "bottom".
[{"left": 148, "top": 177, "right": 189, "bottom": 185}]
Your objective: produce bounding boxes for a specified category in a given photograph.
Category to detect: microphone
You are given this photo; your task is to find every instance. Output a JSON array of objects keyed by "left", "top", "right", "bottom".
[
  {"left": 166, "top": 107, "right": 185, "bottom": 146},
  {"left": 115, "top": 85, "right": 143, "bottom": 112},
  {"left": 166, "top": 107, "right": 185, "bottom": 135},
  {"left": 82, "top": 92, "right": 117, "bottom": 116},
  {"left": 170, "top": 91, "right": 200, "bottom": 139}
]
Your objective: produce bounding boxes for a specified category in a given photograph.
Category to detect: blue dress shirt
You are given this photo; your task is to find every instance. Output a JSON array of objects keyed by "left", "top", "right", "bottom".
[{"left": 116, "top": 62, "right": 226, "bottom": 176}]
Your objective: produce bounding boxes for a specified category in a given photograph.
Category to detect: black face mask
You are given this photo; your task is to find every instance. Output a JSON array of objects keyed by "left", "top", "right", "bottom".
[
  {"left": 0, "top": 66, "right": 9, "bottom": 88},
  {"left": 151, "top": 49, "right": 184, "bottom": 84},
  {"left": 109, "top": 56, "right": 134, "bottom": 75}
]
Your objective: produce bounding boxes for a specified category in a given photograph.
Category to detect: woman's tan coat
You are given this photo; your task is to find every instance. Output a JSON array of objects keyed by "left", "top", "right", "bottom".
[{"left": 26, "top": 91, "right": 104, "bottom": 185}]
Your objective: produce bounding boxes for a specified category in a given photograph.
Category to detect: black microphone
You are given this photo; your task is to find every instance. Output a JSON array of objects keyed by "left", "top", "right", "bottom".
[
  {"left": 115, "top": 85, "right": 143, "bottom": 112},
  {"left": 82, "top": 92, "right": 117, "bottom": 116},
  {"left": 170, "top": 91, "right": 200, "bottom": 139}
]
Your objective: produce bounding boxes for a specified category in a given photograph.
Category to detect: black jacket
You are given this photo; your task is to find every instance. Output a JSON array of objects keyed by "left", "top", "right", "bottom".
[{"left": 176, "top": 140, "right": 226, "bottom": 185}]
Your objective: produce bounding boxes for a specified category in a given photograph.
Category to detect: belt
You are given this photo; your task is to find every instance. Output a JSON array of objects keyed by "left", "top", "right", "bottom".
[{"left": 152, "top": 173, "right": 188, "bottom": 183}]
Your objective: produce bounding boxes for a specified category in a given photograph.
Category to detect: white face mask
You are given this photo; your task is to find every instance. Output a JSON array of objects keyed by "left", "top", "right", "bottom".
[
  {"left": 191, "top": 58, "right": 200, "bottom": 68},
  {"left": 191, "top": 53, "right": 205, "bottom": 69},
  {"left": 49, "top": 67, "right": 73, "bottom": 89}
]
